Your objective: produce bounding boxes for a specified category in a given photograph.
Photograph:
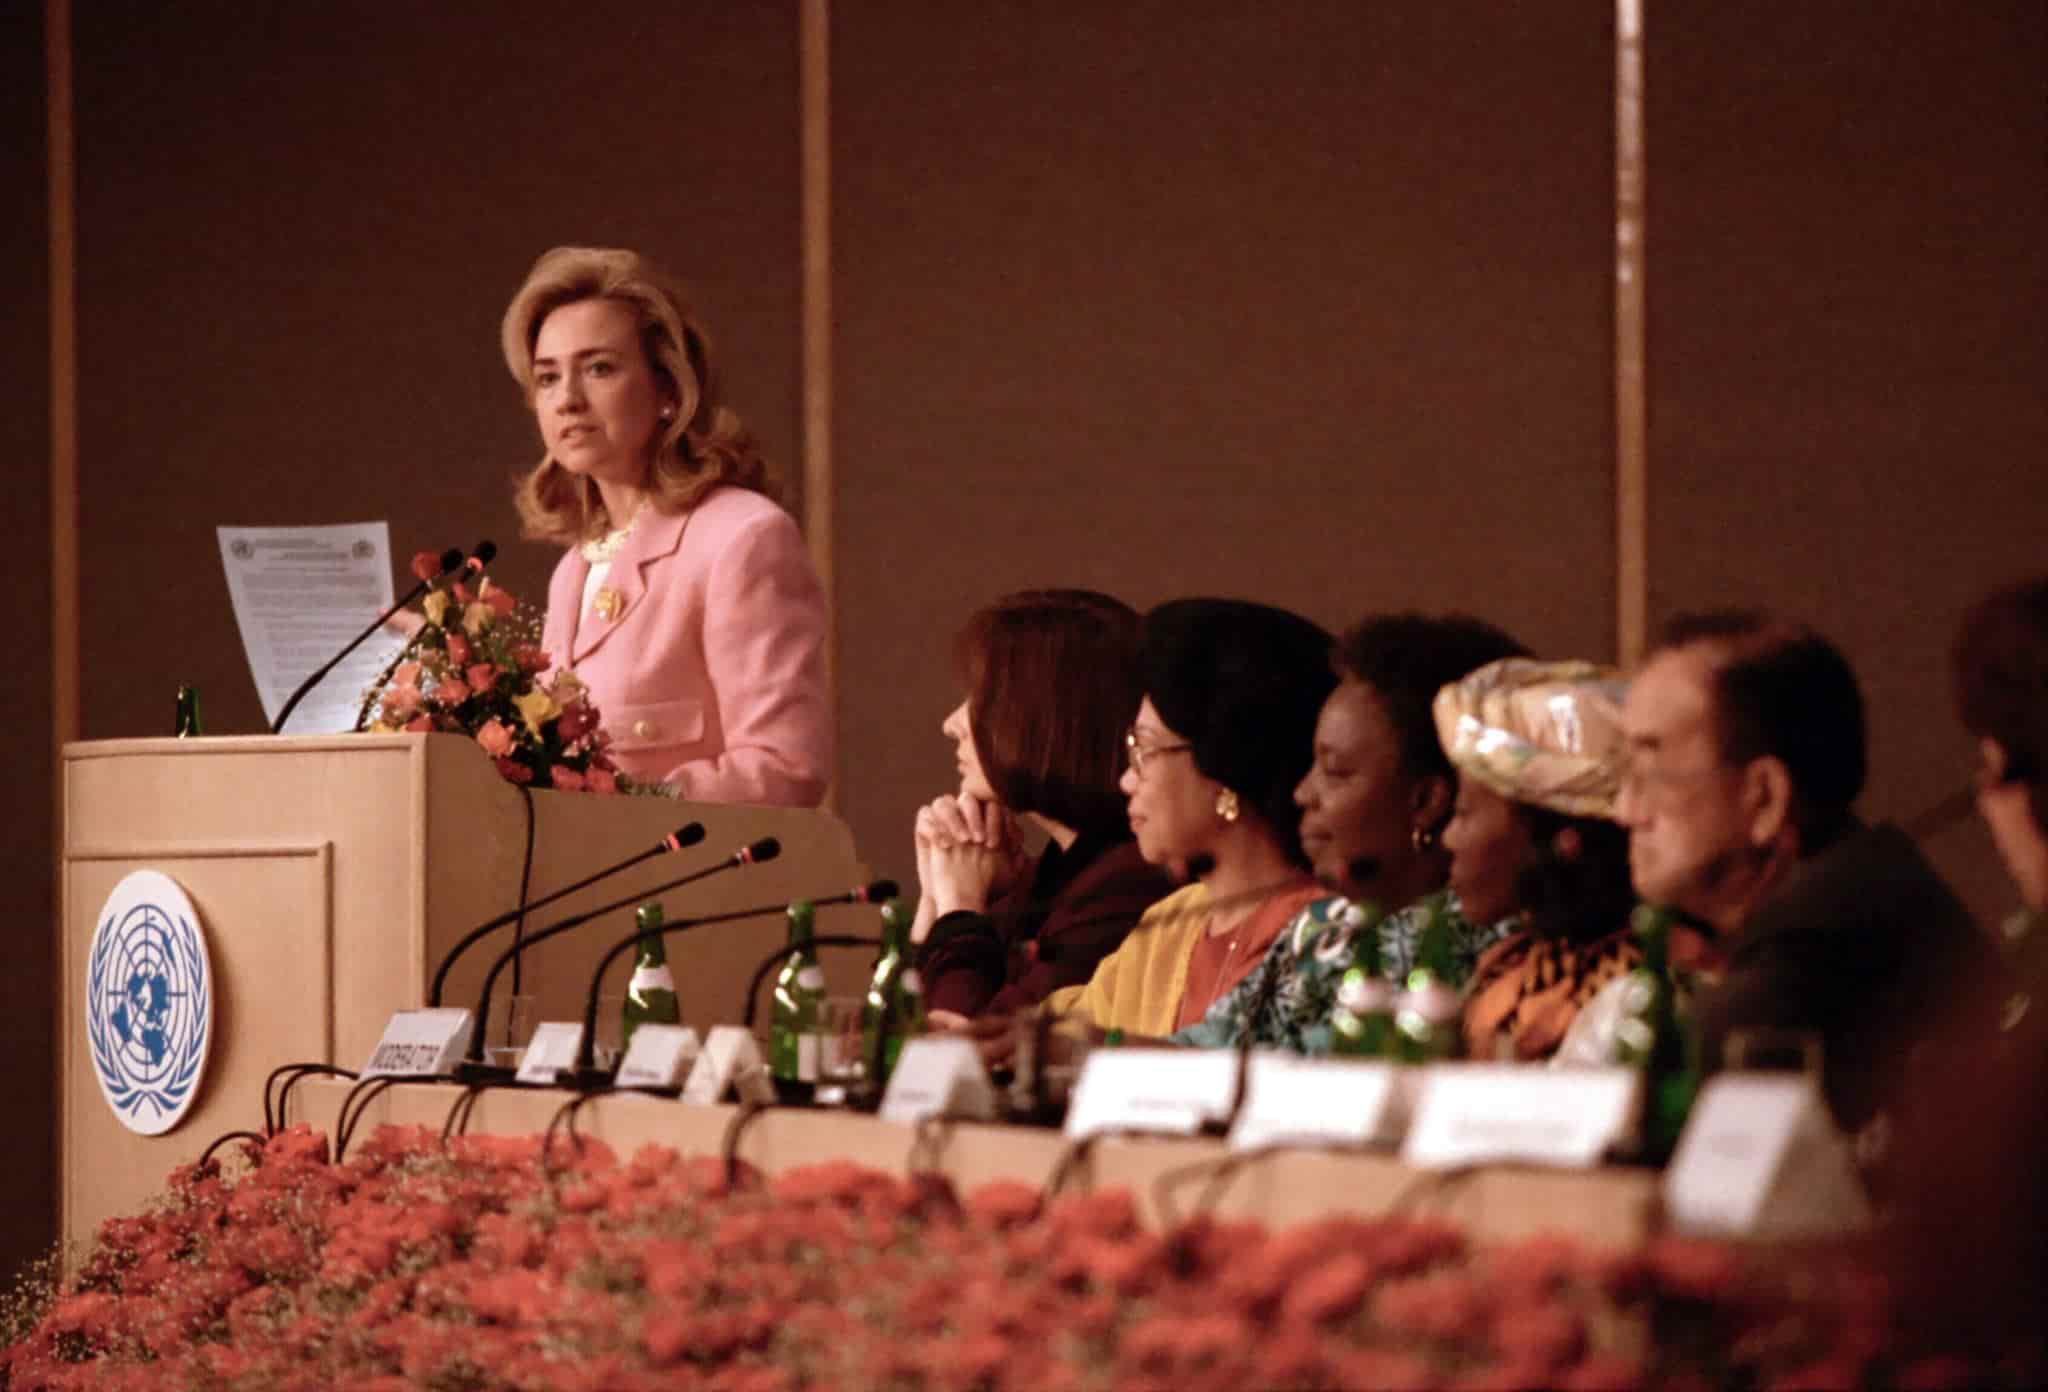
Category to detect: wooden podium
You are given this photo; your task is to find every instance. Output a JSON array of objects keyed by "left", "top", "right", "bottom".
[{"left": 59, "top": 734, "right": 871, "bottom": 1251}]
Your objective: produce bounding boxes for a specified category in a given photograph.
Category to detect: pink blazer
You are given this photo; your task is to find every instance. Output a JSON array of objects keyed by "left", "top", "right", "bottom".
[{"left": 541, "top": 486, "right": 832, "bottom": 806}]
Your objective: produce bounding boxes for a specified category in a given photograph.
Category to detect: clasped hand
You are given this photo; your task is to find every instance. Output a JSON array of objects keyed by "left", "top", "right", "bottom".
[{"left": 914, "top": 791, "right": 1027, "bottom": 921}]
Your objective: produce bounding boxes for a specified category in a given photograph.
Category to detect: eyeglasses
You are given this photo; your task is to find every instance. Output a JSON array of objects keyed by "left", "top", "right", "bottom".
[{"left": 1125, "top": 730, "right": 1193, "bottom": 775}]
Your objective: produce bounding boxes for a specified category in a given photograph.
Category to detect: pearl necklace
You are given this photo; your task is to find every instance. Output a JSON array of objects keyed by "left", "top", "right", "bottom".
[{"left": 578, "top": 502, "right": 646, "bottom": 563}]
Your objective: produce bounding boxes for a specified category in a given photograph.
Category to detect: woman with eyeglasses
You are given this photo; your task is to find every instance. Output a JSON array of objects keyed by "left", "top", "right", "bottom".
[
  {"left": 1040, "top": 598, "right": 1336, "bottom": 1037},
  {"left": 910, "top": 590, "right": 1177, "bottom": 1020},
  {"left": 1173, "top": 613, "right": 1529, "bottom": 1052}
]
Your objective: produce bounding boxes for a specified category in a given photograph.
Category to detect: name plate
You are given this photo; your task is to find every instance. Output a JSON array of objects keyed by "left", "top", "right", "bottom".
[
  {"left": 615, "top": 1025, "right": 702, "bottom": 1091},
  {"left": 515, "top": 1022, "right": 585, "bottom": 1086},
  {"left": 681, "top": 1025, "right": 777, "bottom": 1105},
  {"left": 879, "top": 1036, "right": 997, "bottom": 1124},
  {"left": 1228, "top": 1053, "right": 1398, "bottom": 1152},
  {"left": 361, "top": 1008, "right": 472, "bottom": 1078},
  {"left": 1663, "top": 1074, "right": 1870, "bottom": 1238},
  {"left": 1402, "top": 1064, "right": 1641, "bottom": 1170},
  {"left": 1064, "top": 1047, "right": 1238, "bottom": 1141}
]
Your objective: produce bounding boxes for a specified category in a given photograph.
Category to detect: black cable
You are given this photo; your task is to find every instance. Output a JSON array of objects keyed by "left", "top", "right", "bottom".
[
  {"left": 439, "top": 1085, "right": 487, "bottom": 1146},
  {"left": 333, "top": 1076, "right": 401, "bottom": 1164},
  {"left": 720, "top": 1099, "right": 775, "bottom": 1189},
  {"left": 737, "top": 935, "right": 881, "bottom": 1032},
  {"left": 1386, "top": 1163, "right": 1482, "bottom": 1217},
  {"left": 267, "top": 1063, "right": 358, "bottom": 1136},
  {"left": 541, "top": 1091, "right": 604, "bottom": 1174},
  {"left": 508, "top": 784, "right": 537, "bottom": 1008},
  {"left": 1042, "top": 1133, "right": 1102, "bottom": 1201},
  {"left": 198, "top": 1130, "right": 266, "bottom": 1169}
]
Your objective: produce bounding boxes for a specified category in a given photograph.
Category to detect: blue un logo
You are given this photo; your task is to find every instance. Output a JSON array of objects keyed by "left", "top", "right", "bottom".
[{"left": 87, "top": 872, "right": 213, "bottom": 1136}]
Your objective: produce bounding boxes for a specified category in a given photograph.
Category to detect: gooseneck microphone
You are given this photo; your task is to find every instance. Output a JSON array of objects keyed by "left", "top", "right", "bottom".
[
  {"left": 347, "top": 540, "right": 498, "bottom": 733},
  {"left": 273, "top": 546, "right": 464, "bottom": 734},
  {"left": 568, "top": 879, "right": 899, "bottom": 1084},
  {"left": 455, "top": 837, "right": 782, "bottom": 1080},
  {"left": 427, "top": 822, "right": 706, "bottom": 1007}
]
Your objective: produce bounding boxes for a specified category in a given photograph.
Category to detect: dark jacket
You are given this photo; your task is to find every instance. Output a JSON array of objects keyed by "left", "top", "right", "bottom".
[
  {"left": 918, "top": 833, "right": 1175, "bottom": 1017},
  {"left": 1693, "top": 820, "right": 2000, "bottom": 1134}
]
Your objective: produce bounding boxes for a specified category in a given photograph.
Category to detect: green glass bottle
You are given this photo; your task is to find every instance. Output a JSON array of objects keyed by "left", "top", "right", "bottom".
[
  {"left": 621, "top": 902, "right": 680, "bottom": 1051},
  {"left": 1392, "top": 900, "right": 1464, "bottom": 1063},
  {"left": 862, "top": 898, "right": 926, "bottom": 1087},
  {"left": 174, "top": 685, "right": 203, "bottom": 737},
  {"left": 769, "top": 900, "right": 827, "bottom": 1102},
  {"left": 1612, "top": 904, "right": 1698, "bottom": 1162},
  {"left": 1327, "top": 901, "right": 1398, "bottom": 1058}
]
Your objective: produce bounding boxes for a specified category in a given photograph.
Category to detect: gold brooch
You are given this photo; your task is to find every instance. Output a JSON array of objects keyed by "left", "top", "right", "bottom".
[{"left": 592, "top": 586, "right": 625, "bottom": 623}]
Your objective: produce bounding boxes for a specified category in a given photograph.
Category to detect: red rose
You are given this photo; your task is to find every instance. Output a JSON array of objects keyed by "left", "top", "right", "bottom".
[{"left": 410, "top": 551, "right": 440, "bottom": 584}]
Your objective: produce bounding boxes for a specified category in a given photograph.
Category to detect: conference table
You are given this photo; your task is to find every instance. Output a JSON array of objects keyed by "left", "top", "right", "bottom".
[{"left": 293, "top": 1078, "right": 1663, "bottom": 1247}]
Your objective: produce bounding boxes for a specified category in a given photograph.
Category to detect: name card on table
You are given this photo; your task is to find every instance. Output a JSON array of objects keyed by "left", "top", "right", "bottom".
[
  {"left": 1402, "top": 1064, "right": 1641, "bottom": 1170},
  {"left": 1663, "top": 1074, "right": 1870, "bottom": 1239},
  {"left": 1228, "top": 1053, "right": 1400, "bottom": 1152},
  {"left": 879, "top": 1036, "right": 997, "bottom": 1124},
  {"left": 1065, "top": 1047, "right": 1238, "bottom": 1141},
  {"left": 361, "top": 1008, "right": 472, "bottom": 1078},
  {"left": 615, "top": 1025, "right": 702, "bottom": 1091},
  {"left": 681, "top": 1025, "right": 777, "bottom": 1105},
  {"left": 515, "top": 1022, "right": 585, "bottom": 1086}
]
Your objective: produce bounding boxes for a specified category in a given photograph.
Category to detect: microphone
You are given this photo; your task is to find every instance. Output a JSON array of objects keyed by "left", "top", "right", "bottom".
[
  {"left": 568, "top": 878, "right": 899, "bottom": 1084},
  {"left": 273, "top": 546, "right": 464, "bottom": 734},
  {"left": 462, "top": 539, "right": 498, "bottom": 575},
  {"left": 454, "top": 837, "right": 783, "bottom": 1081},
  {"left": 735, "top": 881, "right": 903, "bottom": 1033},
  {"left": 427, "top": 822, "right": 706, "bottom": 1007}
]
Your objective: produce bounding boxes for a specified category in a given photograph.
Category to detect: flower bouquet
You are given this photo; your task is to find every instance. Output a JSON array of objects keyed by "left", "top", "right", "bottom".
[{"left": 360, "top": 553, "right": 629, "bottom": 793}]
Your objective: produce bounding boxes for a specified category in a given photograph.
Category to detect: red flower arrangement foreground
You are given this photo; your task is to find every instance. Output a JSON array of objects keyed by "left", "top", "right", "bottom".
[{"left": 0, "top": 1125, "right": 2006, "bottom": 1392}]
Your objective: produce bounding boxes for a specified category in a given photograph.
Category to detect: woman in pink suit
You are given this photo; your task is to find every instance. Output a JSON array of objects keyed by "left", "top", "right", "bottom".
[{"left": 503, "top": 247, "right": 831, "bottom": 806}]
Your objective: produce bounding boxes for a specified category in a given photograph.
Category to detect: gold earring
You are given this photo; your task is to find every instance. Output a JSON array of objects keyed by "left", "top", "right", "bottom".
[
  {"left": 1215, "top": 789, "right": 1240, "bottom": 823},
  {"left": 1411, "top": 824, "right": 1437, "bottom": 852}
]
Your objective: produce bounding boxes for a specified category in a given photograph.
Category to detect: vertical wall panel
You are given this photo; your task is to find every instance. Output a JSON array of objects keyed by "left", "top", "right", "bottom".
[
  {"left": 73, "top": 1, "right": 802, "bottom": 743},
  {"left": 834, "top": 0, "right": 1617, "bottom": 879},
  {"left": 1647, "top": 0, "right": 2048, "bottom": 919},
  {"left": 2, "top": 0, "right": 57, "bottom": 1286}
]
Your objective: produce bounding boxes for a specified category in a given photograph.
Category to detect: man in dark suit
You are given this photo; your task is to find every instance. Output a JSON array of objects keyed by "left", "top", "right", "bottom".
[{"left": 1615, "top": 611, "right": 1995, "bottom": 1136}]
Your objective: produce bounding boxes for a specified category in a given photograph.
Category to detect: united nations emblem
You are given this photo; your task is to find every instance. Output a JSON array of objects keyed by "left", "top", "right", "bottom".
[{"left": 86, "top": 871, "right": 214, "bottom": 1136}]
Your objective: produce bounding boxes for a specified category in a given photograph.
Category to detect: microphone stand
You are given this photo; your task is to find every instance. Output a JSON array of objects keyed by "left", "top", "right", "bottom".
[
  {"left": 274, "top": 547, "right": 463, "bottom": 734},
  {"left": 453, "top": 840, "right": 781, "bottom": 1083},
  {"left": 426, "top": 822, "right": 706, "bottom": 1007}
]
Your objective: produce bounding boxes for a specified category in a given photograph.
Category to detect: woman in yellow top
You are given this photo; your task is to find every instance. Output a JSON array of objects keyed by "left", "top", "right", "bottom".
[{"left": 1046, "top": 598, "right": 1334, "bottom": 1036}]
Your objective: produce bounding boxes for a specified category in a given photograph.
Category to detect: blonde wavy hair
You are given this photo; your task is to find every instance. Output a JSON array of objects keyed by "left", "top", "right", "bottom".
[{"left": 503, "top": 246, "right": 778, "bottom": 545}]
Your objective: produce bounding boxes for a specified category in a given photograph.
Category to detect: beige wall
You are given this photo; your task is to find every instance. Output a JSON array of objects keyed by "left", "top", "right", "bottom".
[{"left": 9, "top": 0, "right": 2044, "bottom": 1280}]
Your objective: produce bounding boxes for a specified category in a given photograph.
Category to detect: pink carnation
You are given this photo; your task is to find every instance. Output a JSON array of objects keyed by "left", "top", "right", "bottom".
[{"left": 410, "top": 551, "right": 441, "bottom": 584}]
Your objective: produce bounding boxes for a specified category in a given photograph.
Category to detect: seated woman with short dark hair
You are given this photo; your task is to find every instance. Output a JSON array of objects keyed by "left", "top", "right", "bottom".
[{"left": 912, "top": 590, "right": 1176, "bottom": 1018}]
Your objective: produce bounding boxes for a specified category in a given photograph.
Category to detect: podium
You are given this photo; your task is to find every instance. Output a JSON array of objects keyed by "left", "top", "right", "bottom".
[{"left": 59, "top": 734, "right": 870, "bottom": 1251}]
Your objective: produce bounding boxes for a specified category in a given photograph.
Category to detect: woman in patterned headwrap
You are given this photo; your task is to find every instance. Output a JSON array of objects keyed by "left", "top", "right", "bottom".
[{"left": 1435, "top": 658, "right": 1644, "bottom": 1061}]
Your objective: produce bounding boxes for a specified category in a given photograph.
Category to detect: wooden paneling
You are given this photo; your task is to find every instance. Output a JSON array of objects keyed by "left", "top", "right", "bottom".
[
  {"left": 832, "top": 1, "right": 1617, "bottom": 877},
  {"left": 1646, "top": 0, "right": 2048, "bottom": 920}
]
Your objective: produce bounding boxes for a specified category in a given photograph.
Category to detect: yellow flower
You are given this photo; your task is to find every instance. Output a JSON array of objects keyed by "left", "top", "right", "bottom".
[
  {"left": 422, "top": 591, "right": 449, "bottom": 627},
  {"left": 463, "top": 601, "right": 494, "bottom": 636},
  {"left": 514, "top": 687, "right": 560, "bottom": 737},
  {"left": 367, "top": 719, "right": 396, "bottom": 734}
]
